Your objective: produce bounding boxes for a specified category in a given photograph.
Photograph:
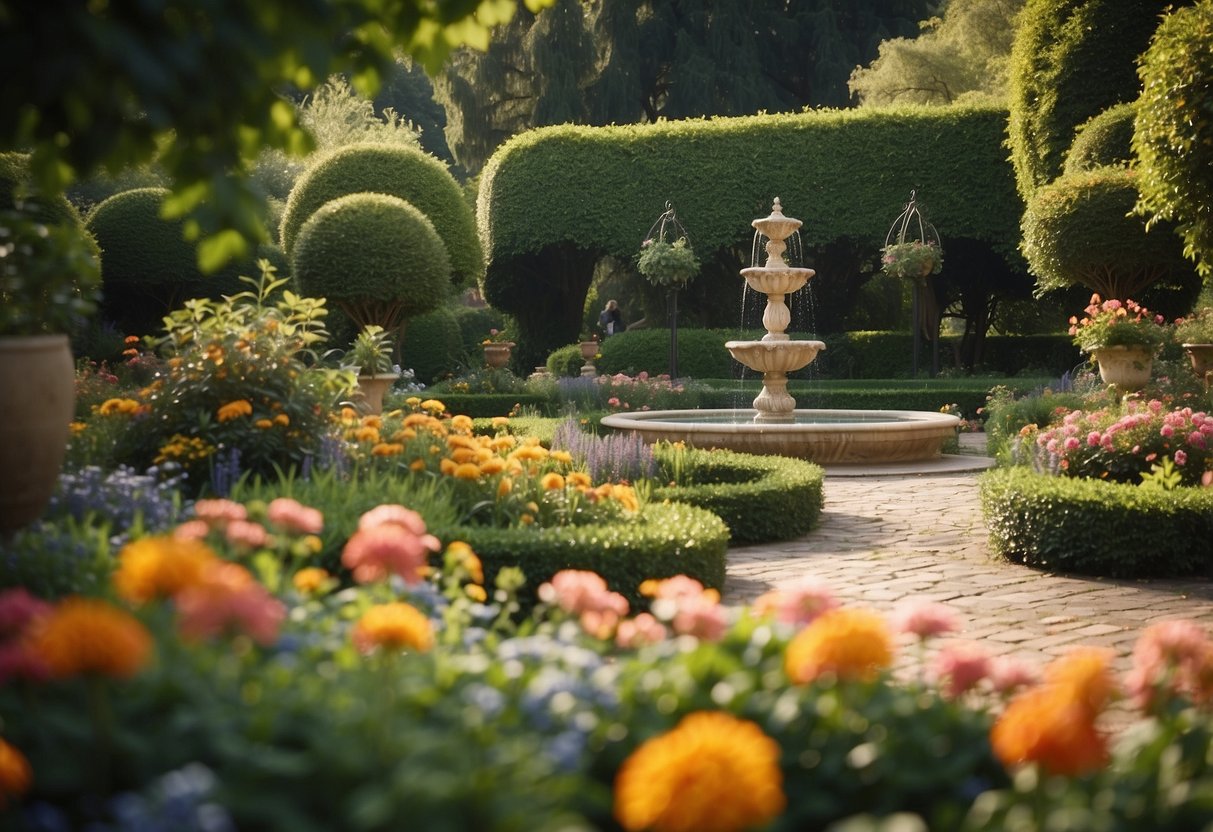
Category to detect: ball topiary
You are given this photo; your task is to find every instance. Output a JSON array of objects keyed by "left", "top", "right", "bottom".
[
  {"left": 291, "top": 192, "right": 450, "bottom": 331},
  {"left": 1134, "top": 0, "right": 1213, "bottom": 277},
  {"left": 1064, "top": 103, "right": 1137, "bottom": 174},
  {"left": 0, "top": 152, "right": 86, "bottom": 227},
  {"left": 279, "top": 142, "right": 481, "bottom": 288},
  {"left": 399, "top": 304, "right": 465, "bottom": 384},
  {"left": 1021, "top": 167, "right": 1197, "bottom": 299},
  {"left": 85, "top": 187, "right": 248, "bottom": 335}
]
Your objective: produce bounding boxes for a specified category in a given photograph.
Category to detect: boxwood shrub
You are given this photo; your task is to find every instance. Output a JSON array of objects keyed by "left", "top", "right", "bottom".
[
  {"left": 429, "top": 393, "right": 549, "bottom": 418},
  {"left": 980, "top": 467, "right": 1213, "bottom": 577},
  {"left": 597, "top": 329, "right": 737, "bottom": 378},
  {"left": 653, "top": 449, "right": 824, "bottom": 544},
  {"left": 399, "top": 304, "right": 464, "bottom": 384},
  {"left": 435, "top": 501, "right": 729, "bottom": 608}
]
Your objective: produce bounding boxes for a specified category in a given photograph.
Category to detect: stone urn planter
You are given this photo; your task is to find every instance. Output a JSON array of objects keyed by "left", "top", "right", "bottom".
[
  {"left": 354, "top": 373, "right": 398, "bottom": 416},
  {"left": 0, "top": 334, "right": 75, "bottom": 534},
  {"left": 483, "top": 342, "right": 514, "bottom": 369},
  {"left": 579, "top": 340, "right": 599, "bottom": 377},
  {"left": 1091, "top": 345, "right": 1155, "bottom": 391},
  {"left": 1182, "top": 344, "right": 1213, "bottom": 383}
]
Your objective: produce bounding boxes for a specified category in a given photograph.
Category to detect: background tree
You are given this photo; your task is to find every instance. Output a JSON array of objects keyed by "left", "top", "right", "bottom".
[
  {"left": 849, "top": 0, "right": 1025, "bottom": 106},
  {"left": 0, "top": 0, "right": 550, "bottom": 269},
  {"left": 1133, "top": 0, "right": 1213, "bottom": 278}
]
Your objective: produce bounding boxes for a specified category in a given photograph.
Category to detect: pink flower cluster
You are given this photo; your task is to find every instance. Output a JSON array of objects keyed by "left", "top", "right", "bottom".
[
  {"left": 596, "top": 371, "right": 688, "bottom": 413},
  {"left": 641, "top": 575, "right": 727, "bottom": 642},
  {"left": 753, "top": 580, "right": 840, "bottom": 626},
  {"left": 175, "top": 562, "right": 285, "bottom": 646},
  {"left": 1126, "top": 620, "right": 1213, "bottom": 711},
  {"left": 342, "top": 504, "right": 441, "bottom": 585},
  {"left": 538, "top": 570, "right": 631, "bottom": 640}
]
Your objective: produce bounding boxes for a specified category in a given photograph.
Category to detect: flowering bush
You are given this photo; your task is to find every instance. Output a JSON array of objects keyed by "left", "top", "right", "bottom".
[
  {"left": 880, "top": 240, "right": 943, "bottom": 280},
  {"left": 1174, "top": 306, "right": 1213, "bottom": 345},
  {"left": 1068, "top": 294, "right": 1168, "bottom": 352},
  {"left": 1013, "top": 399, "right": 1213, "bottom": 487},
  {"left": 597, "top": 371, "right": 700, "bottom": 412},
  {"left": 635, "top": 237, "right": 699, "bottom": 288}
]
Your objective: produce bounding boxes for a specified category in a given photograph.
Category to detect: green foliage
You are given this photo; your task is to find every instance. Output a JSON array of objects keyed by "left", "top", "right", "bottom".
[
  {"left": 85, "top": 187, "right": 252, "bottom": 334},
  {"left": 597, "top": 329, "right": 737, "bottom": 378},
  {"left": 425, "top": 393, "right": 549, "bottom": 418},
  {"left": 436, "top": 501, "right": 729, "bottom": 608},
  {"left": 982, "top": 386, "right": 1089, "bottom": 460},
  {"left": 980, "top": 467, "right": 1213, "bottom": 576},
  {"left": 1133, "top": 0, "right": 1213, "bottom": 277},
  {"left": 0, "top": 152, "right": 88, "bottom": 226},
  {"left": 349, "top": 325, "right": 394, "bottom": 376},
  {"left": 478, "top": 105, "right": 1022, "bottom": 365},
  {"left": 1021, "top": 168, "right": 1198, "bottom": 298},
  {"left": 849, "top": 0, "right": 1026, "bottom": 107},
  {"left": 1006, "top": 0, "right": 1174, "bottom": 200},
  {"left": 279, "top": 143, "right": 482, "bottom": 290},
  {"left": 652, "top": 448, "right": 825, "bottom": 544},
  {"left": 635, "top": 238, "right": 699, "bottom": 288},
  {"left": 398, "top": 305, "right": 465, "bottom": 385},
  {"left": 547, "top": 343, "right": 590, "bottom": 377},
  {"left": 0, "top": 0, "right": 548, "bottom": 267},
  {"left": 1063, "top": 102, "right": 1136, "bottom": 174},
  {"left": 291, "top": 193, "right": 450, "bottom": 330},
  {"left": 452, "top": 304, "right": 511, "bottom": 355},
  {"left": 0, "top": 205, "right": 101, "bottom": 336},
  {"left": 298, "top": 75, "right": 421, "bottom": 154},
  {"left": 880, "top": 240, "right": 943, "bottom": 280}
]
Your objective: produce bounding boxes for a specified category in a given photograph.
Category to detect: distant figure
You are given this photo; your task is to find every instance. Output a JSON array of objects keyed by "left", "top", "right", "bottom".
[{"left": 599, "top": 299, "right": 625, "bottom": 338}]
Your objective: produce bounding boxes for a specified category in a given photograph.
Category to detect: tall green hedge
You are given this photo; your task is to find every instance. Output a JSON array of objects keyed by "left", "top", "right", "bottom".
[
  {"left": 1133, "top": 0, "right": 1213, "bottom": 278},
  {"left": 1006, "top": 0, "right": 1180, "bottom": 200},
  {"left": 279, "top": 142, "right": 482, "bottom": 288},
  {"left": 478, "top": 105, "right": 1023, "bottom": 369}
]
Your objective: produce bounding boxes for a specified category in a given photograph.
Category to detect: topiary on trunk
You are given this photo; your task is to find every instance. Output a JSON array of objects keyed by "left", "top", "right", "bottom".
[{"left": 291, "top": 192, "right": 450, "bottom": 332}]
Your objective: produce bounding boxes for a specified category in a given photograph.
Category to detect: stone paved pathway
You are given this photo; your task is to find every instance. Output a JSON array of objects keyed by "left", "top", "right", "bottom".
[{"left": 723, "top": 450, "right": 1213, "bottom": 725}]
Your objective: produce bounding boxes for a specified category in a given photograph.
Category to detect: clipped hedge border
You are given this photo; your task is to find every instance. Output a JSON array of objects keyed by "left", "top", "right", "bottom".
[
  {"left": 422, "top": 393, "right": 548, "bottom": 418},
  {"left": 436, "top": 501, "right": 729, "bottom": 608},
  {"left": 653, "top": 448, "right": 824, "bottom": 544},
  {"left": 979, "top": 467, "right": 1213, "bottom": 578}
]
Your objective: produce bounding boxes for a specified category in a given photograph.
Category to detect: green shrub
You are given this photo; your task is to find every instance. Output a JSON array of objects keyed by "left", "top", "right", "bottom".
[
  {"left": 424, "top": 392, "right": 548, "bottom": 418},
  {"left": 1021, "top": 168, "right": 1198, "bottom": 299},
  {"left": 1007, "top": 0, "right": 1169, "bottom": 199},
  {"left": 84, "top": 187, "right": 249, "bottom": 335},
  {"left": 1064, "top": 103, "right": 1136, "bottom": 174},
  {"left": 453, "top": 304, "right": 511, "bottom": 355},
  {"left": 1134, "top": 1, "right": 1213, "bottom": 277},
  {"left": 0, "top": 152, "right": 83, "bottom": 226},
  {"left": 547, "top": 343, "right": 589, "bottom": 377},
  {"left": 292, "top": 192, "right": 450, "bottom": 330},
  {"left": 435, "top": 500, "right": 730, "bottom": 608},
  {"left": 653, "top": 448, "right": 824, "bottom": 544},
  {"left": 982, "top": 386, "right": 1089, "bottom": 461},
  {"left": 399, "top": 304, "right": 464, "bottom": 384},
  {"left": 279, "top": 142, "right": 482, "bottom": 287},
  {"left": 597, "top": 329, "right": 737, "bottom": 378},
  {"left": 980, "top": 467, "right": 1213, "bottom": 576}
]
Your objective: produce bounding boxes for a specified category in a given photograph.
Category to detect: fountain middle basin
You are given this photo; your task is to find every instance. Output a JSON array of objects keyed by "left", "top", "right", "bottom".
[{"left": 599, "top": 408, "right": 961, "bottom": 465}]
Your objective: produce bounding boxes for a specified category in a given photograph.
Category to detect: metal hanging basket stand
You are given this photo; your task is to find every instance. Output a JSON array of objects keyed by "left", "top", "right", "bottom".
[{"left": 881, "top": 190, "right": 943, "bottom": 281}]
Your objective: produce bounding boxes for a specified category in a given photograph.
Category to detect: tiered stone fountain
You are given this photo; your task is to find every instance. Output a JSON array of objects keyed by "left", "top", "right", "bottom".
[{"left": 601, "top": 199, "right": 962, "bottom": 466}]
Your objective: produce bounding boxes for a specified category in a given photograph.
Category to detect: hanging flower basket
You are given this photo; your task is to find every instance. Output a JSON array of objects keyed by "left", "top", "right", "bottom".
[
  {"left": 882, "top": 191, "right": 943, "bottom": 280},
  {"left": 636, "top": 203, "right": 700, "bottom": 289}
]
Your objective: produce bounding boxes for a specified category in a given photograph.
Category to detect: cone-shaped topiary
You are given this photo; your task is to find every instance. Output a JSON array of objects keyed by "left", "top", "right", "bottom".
[
  {"left": 85, "top": 187, "right": 249, "bottom": 335},
  {"left": 279, "top": 142, "right": 481, "bottom": 288},
  {"left": 291, "top": 192, "right": 450, "bottom": 331},
  {"left": 1064, "top": 103, "right": 1136, "bottom": 175},
  {"left": 1022, "top": 168, "right": 1197, "bottom": 300}
]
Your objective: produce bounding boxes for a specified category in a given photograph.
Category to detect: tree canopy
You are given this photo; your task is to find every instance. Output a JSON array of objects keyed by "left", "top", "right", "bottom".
[{"left": 0, "top": 0, "right": 550, "bottom": 269}]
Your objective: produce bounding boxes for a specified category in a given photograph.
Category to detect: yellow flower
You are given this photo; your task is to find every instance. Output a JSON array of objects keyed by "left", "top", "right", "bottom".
[
  {"left": 113, "top": 536, "right": 221, "bottom": 604},
  {"left": 491, "top": 416, "right": 510, "bottom": 428},
  {"left": 479, "top": 457, "right": 506, "bottom": 475},
  {"left": 1043, "top": 647, "right": 1117, "bottom": 717},
  {"left": 340, "top": 406, "right": 360, "bottom": 424},
  {"left": 450, "top": 447, "right": 479, "bottom": 464},
  {"left": 497, "top": 477, "right": 513, "bottom": 497},
  {"left": 465, "top": 584, "right": 487, "bottom": 602},
  {"left": 98, "top": 397, "right": 140, "bottom": 416},
  {"left": 0, "top": 738, "right": 32, "bottom": 809},
  {"left": 69, "top": 421, "right": 87, "bottom": 434},
  {"left": 614, "top": 711, "right": 785, "bottom": 832},
  {"left": 292, "top": 567, "right": 332, "bottom": 594},
  {"left": 421, "top": 399, "right": 445, "bottom": 414},
  {"left": 409, "top": 459, "right": 427, "bottom": 472},
  {"left": 405, "top": 396, "right": 422, "bottom": 409},
  {"left": 541, "top": 472, "right": 566, "bottom": 490},
  {"left": 550, "top": 450, "right": 573, "bottom": 465},
  {"left": 439, "top": 458, "right": 458, "bottom": 476},
  {"left": 568, "top": 471, "right": 592, "bottom": 488},
  {"left": 785, "top": 608, "right": 893, "bottom": 684},
  {"left": 362, "top": 415, "right": 383, "bottom": 429},
  {"left": 30, "top": 597, "right": 153, "bottom": 680},
  {"left": 354, "top": 425, "right": 380, "bottom": 443},
  {"left": 273, "top": 413, "right": 290, "bottom": 426},
  {"left": 352, "top": 602, "right": 434, "bottom": 654},
  {"left": 511, "top": 444, "right": 548, "bottom": 462},
  {"left": 450, "top": 414, "right": 474, "bottom": 433},
  {"left": 216, "top": 399, "right": 253, "bottom": 422},
  {"left": 491, "top": 435, "right": 517, "bottom": 452}
]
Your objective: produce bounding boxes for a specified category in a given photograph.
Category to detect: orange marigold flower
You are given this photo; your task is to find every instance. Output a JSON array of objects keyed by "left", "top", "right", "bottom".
[
  {"left": 30, "top": 598, "right": 153, "bottom": 679},
  {"left": 991, "top": 687, "right": 1109, "bottom": 776},
  {"left": 614, "top": 711, "right": 785, "bottom": 832},
  {"left": 479, "top": 457, "right": 506, "bottom": 476},
  {"left": 293, "top": 567, "right": 332, "bottom": 594},
  {"left": 450, "top": 446, "right": 479, "bottom": 464},
  {"left": 354, "top": 425, "right": 380, "bottom": 443},
  {"left": 352, "top": 602, "right": 434, "bottom": 654},
  {"left": 550, "top": 450, "right": 573, "bottom": 465},
  {"left": 541, "top": 472, "right": 566, "bottom": 490},
  {"left": 273, "top": 413, "right": 290, "bottom": 426},
  {"left": 403, "top": 412, "right": 432, "bottom": 428},
  {"left": 465, "top": 584, "right": 487, "bottom": 602},
  {"left": 491, "top": 416, "right": 510, "bottom": 428},
  {"left": 340, "top": 406, "right": 360, "bottom": 424},
  {"left": 0, "top": 739, "right": 32, "bottom": 808},
  {"left": 409, "top": 458, "right": 427, "bottom": 472},
  {"left": 453, "top": 462, "right": 481, "bottom": 480},
  {"left": 450, "top": 414, "right": 474, "bottom": 433},
  {"left": 447, "top": 434, "right": 477, "bottom": 451},
  {"left": 361, "top": 415, "right": 383, "bottom": 429},
  {"left": 491, "top": 435, "right": 517, "bottom": 452},
  {"left": 567, "top": 471, "right": 592, "bottom": 488},
  {"left": 254, "top": 418, "right": 274, "bottom": 429},
  {"left": 113, "top": 536, "right": 221, "bottom": 604},
  {"left": 439, "top": 457, "right": 458, "bottom": 476},
  {"left": 511, "top": 443, "right": 548, "bottom": 462},
  {"left": 420, "top": 399, "right": 445, "bottom": 414},
  {"left": 216, "top": 399, "right": 253, "bottom": 422},
  {"left": 1045, "top": 647, "right": 1117, "bottom": 717},
  {"left": 372, "top": 442, "right": 404, "bottom": 457},
  {"left": 497, "top": 477, "right": 513, "bottom": 497},
  {"left": 785, "top": 608, "right": 893, "bottom": 684}
]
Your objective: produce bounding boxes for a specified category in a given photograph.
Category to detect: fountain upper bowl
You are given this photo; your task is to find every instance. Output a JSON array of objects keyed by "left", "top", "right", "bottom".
[
  {"left": 740, "top": 266, "right": 814, "bottom": 295},
  {"left": 725, "top": 340, "right": 825, "bottom": 373}
]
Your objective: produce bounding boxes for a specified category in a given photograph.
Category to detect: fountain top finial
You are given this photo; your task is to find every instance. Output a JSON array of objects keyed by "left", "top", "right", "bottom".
[{"left": 772, "top": 197, "right": 783, "bottom": 214}]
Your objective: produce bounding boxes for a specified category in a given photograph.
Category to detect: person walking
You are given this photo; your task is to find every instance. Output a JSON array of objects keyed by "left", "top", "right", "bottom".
[{"left": 599, "top": 299, "right": 624, "bottom": 338}]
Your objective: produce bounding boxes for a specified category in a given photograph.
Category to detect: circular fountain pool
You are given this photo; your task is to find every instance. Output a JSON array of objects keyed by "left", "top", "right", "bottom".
[{"left": 600, "top": 408, "right": 961, "bottom": 464}]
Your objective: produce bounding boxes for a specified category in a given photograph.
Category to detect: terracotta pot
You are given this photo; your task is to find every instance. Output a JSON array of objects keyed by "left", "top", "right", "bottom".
[
  {"left": 0, "top": 334, "right": 74, "bottom": 534},
  {"left": 1182, "top": 343, "right": 1213, "bottom": 383},
  {"left": 483, "top": 342, "right": 514, "bottom": 369},
  {"left": 354, "top": 374, "right": 398, "bottom": 416},
  {"left": 1091, "top": 345, "right": 1155, "bottom": 392}
]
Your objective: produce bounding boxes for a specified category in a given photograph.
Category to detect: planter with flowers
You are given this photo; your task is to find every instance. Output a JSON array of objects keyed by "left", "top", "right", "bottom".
[
  {"left": 349, "top": 325, "right": 398, "bottom": 415},
  {"left": 1173, "top": 307, "right": 1213, "bottom": 384},
  {"left": 482, "top": 328, "right": 515, "bottom": 369},
  {"left": 636, "top": 202, "right": 700, "bottom": 377},
  {"left": 880, "top": 240, "right": 944, "bottom": 280},
  {"left": 1068, "top": 294, "right": 1168, "bottom": 391},
  {"left": 0, "top": 204, "right": 101, "bottom": 534}
]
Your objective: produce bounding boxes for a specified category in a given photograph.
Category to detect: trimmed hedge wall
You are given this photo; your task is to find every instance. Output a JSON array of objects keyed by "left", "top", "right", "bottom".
[
  {"left": 428, "top": 393, "right": 548, "bottom": 418},
  {"left": 435, "top": 501, "right": 730, "bottom": 608},
  {"left": 653, "top": 449, "right": 825, "bottom": 544},
  {"left": 980, "top": 467, "right": 1213, "bottom": 577},
  {"left": 478, "top": 105, "right": 1022, "bottom": 368}
]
